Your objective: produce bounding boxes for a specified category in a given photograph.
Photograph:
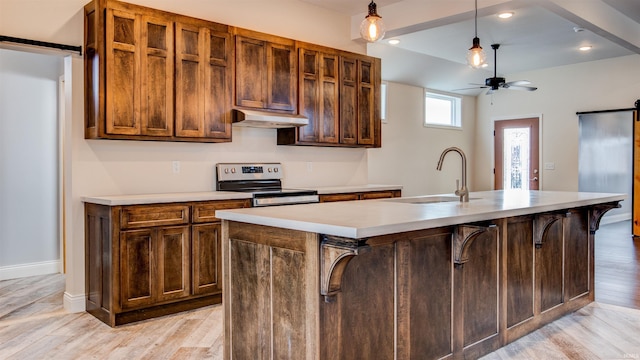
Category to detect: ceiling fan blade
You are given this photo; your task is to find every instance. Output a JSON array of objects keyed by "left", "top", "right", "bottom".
[
  {"left": 452, "top": 86, "right": 488, "bottom": 91},
  {"left": 505, "top": 80, "right": 531, "bottom": 86},
  {"left": 504, "top": 84, "right": 538, "bottom": 91}
]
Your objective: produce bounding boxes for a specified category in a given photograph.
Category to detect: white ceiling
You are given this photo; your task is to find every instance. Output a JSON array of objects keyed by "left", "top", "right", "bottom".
[{"left": 299, "top": 0, "right": 640, "bottom": 95}]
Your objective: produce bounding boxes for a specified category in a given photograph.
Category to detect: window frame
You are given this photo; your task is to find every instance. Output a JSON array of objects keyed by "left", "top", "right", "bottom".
[{"left": 423, "top": 90, "right": 462, "bottom": 130}]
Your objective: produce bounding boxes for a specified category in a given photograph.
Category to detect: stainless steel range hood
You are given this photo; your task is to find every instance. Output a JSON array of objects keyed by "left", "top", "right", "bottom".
[{"left": 233, "top": 109, "right": 308, "bottom": 128}]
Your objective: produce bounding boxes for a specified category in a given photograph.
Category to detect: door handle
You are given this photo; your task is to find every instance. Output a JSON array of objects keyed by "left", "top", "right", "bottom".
[{"left": 530, "top": 177, "right": 538, "bottom": 181}]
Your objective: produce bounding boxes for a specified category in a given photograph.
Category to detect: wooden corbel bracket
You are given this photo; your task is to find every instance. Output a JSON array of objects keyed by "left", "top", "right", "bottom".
[
  {"left": 534, "top": 212, "right": 569, "bottom": 249},
  {"left": 589, "top": 201, "right": 622, "bottom": 234},
  {"left": 320, "top": 235, "right": 369, "bottom": 302},
  {"left": 453, "top": 224, "right": 497, "bottom": 268}
]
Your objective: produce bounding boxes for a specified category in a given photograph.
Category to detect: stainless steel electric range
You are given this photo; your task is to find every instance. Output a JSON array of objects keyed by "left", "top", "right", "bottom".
[{"left": 215, "top": 163, "right": 319, "bottom": 207}]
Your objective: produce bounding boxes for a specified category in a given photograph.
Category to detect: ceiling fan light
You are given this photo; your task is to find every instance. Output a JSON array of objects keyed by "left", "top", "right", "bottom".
[
  {"left": 467, "top": 37, "right": 486, "bottom": 68},
  {"left": 360, "top": 1, "right": 386, "bottom": 42}
]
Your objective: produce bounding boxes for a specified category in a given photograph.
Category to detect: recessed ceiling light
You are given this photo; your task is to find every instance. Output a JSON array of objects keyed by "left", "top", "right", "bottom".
[
  {"left": 579, "top": 45, "right": 592, "bottom": 51},
  {"left": 388, "top": 39, "right": 400, "bottom": 45},
  {"left": 481, "top": 63, "right": 489, "bottom": 68},
  {"left": 498, "top": 12, "right": 514, "bottom": 19}
]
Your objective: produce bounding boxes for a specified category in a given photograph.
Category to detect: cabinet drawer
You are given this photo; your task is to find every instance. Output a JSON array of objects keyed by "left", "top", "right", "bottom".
[
  {"left": 319, "top": 193, "right": 360, "bottom": 203},
  {"left": 192, "top": 199, "right": 251, "bottom": 223},
  {"left": 360, "top": 190, "right": 400, "bottom": 200},
  {"left": 120, "top": 204, "right": 190, "bottom": 229}
]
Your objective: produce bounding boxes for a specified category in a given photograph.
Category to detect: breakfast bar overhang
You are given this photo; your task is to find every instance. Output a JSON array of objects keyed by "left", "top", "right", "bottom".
[{"left": 216, "top": 190, "right": 625, "bottom": 359}]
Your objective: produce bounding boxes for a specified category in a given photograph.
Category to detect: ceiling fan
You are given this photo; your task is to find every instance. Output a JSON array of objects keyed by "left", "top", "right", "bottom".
[{"left": 457, "top": 44, "right": 538, "bottom": 95}]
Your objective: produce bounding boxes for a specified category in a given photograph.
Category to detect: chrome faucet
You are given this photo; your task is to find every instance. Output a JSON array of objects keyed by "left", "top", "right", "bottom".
[{"left": 436, "top": 147, "right": 469, "bottom": 202}]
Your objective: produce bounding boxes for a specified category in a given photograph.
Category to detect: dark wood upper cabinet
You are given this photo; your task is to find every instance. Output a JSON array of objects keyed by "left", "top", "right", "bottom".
[
  {"left": 85, "top": 0, "right": 232, "bottom": 142},
  {"left": 85, "top": 0, "right": 381, "bottom": 147},
  {"left": 295, "top": 46, "right": 340, "bottom": 144},
  {"left": 278, "top": 44, "right": 381, "bottom": 148},
  {"left": 340, "top": 54, "right": 380, "bottom": 147},
  {"left": 104, "top": 9, "right": 174, "bottom": 137},
  {"left": 235, "top": 31, "right": 297, "bottom": 112},
  {"left": 175, "top": 21, "right": 232, "bottom": 139}
]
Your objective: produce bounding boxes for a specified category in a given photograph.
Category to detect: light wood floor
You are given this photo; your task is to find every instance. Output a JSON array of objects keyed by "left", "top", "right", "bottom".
[{"left": 1, "top": 221, "right": 638, "bottom": 360}]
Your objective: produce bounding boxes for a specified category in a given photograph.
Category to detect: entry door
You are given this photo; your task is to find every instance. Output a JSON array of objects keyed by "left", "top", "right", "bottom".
[{"left": 494, "top": 118, "right": 540, "bottom": 190}]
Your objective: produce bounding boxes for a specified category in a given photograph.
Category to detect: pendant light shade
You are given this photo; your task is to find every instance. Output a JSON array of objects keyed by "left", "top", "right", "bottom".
[
  {"left": 467, "top": 37, "right": 486, "bottom": 68},
  {"left": 360, "top": 1, "right": 386, "bottom": 42},
  {"left": 466, "top": 0, "right": 486, "bottom": 68}
]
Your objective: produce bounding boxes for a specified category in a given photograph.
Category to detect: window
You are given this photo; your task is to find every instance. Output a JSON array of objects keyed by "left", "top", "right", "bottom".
[{"left": 424, "top": 91, "right": 461, "bottom": 128}]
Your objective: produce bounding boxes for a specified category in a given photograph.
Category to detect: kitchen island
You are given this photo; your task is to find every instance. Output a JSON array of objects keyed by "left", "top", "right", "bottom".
[{"left": 216, "top": 190, "right": 624, "bottom": 359}]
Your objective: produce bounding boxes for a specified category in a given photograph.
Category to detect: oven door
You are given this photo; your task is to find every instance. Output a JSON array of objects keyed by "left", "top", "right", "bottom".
[{"left": 252, "top": 190, "right": 319, "bottom": 207}]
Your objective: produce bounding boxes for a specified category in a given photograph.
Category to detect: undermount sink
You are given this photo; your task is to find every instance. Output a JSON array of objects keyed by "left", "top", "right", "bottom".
[{"left": 386, "top": 196, "right": 478, "bottom": 204}]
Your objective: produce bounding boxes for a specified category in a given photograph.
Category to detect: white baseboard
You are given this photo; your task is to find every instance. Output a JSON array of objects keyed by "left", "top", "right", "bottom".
[
  {"left": 600, "top": 212, "right": 631, "bottom": 226},
  {"left": 63, "top": 291, "right": 86, "bottom": 313},
  {"left": 0, "top": 260, "right": 61, "bottom": 281}
]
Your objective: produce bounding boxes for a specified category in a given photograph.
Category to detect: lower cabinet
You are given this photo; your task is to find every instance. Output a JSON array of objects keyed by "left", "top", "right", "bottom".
[
  {"left": 120, "top": 225, "right": 191, "bottom": 310},
  {"left": 85, "top": 198, "right": 250, "bottom": 326},
  {"left": 192, "top": 223, "right": 222, "bottom": 295}
]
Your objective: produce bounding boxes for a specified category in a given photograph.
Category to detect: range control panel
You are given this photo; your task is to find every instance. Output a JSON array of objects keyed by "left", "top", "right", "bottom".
[{"left": 216, "top": 163, "right": 283, "bottom": 181}]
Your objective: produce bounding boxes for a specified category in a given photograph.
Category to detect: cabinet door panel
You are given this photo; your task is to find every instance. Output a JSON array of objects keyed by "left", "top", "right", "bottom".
[
  {"left": 565, "top": 210, "right": 590, "bottom": 299},
  {"left": 340, "top": 57, "right": 358, "bottom": 145},
  {"left": 537, "top": 219, "right": 564, "bottom": 311},
  {"left": 203, "top": 30, "right": 232, "bottom": 139},
  {"left": 506, "top": 217, "right": 535, "bottom": 327},
  {"left": 460, "top": 229, "right": 498, "bottom": 346},
  {"left": 140, "top": 16, "right": 173, "bottom": 136},
  {"left": 176, "top": 24, "right": 204, "bottom": 137},
  {"left": 358, "top": 59, "right": 375, "bottom": 145},
  {"left": 298, "top": 49, "right": 320, "bottom": 142},
  {"left": 193, "top": 223, "right": 222, "bottom": 295},
  {"left": 236, "top": 36, "right": 267, "bottom": 108},
  {"left": 320, "top": 53, "right": 339, "bottom": 143},
  {"left": 176, "top": 24, "right": 231, "bottom": 139},
  {"left": 267, "top": 43, "right": 296, "bottom": 111},
  {"left": 120, "top": 229, "right": 154, "bottom": 309},
  {"left": 157, "top": 226, "right": 191, "bottom": 301},
  {"left": 106, "top": 9, "right": 139, "bottom": 135}
]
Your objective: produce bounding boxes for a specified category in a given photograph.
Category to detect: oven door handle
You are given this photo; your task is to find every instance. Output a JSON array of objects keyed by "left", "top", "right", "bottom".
[{"left": 253, "top": 195, "right": 320, "bottom": 207}]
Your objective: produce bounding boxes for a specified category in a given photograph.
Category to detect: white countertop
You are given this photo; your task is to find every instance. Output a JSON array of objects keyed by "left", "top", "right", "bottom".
[
  {"left": 81, "top": 184, "right": 403, "bottom": 206},
  {"left": 82, "top": 191, "right": 253, "bottom": 206},
  {"left": 216, "top": 190, "right": 626, "bottom": 239}
]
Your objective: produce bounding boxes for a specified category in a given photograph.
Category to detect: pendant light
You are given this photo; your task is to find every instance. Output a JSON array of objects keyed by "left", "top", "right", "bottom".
[
  {"left": 466, "top": 0, "right": 486, "bottom": 68},
  {"left": 360, "top": 1, "right": 386, "bottom": 42}
]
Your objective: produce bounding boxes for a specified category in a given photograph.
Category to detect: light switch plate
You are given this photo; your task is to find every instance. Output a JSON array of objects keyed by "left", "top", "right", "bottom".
[{"left": 544, "top": 162, "right": 555, "bottom": 170}]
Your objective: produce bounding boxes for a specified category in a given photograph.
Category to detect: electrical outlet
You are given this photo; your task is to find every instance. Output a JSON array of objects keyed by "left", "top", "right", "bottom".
[
  {"left": 306, "top": 162, "right": 313, "bottom": 172},
  {"left": 172, "top": 161, "right": 181, "bottom": 174}
]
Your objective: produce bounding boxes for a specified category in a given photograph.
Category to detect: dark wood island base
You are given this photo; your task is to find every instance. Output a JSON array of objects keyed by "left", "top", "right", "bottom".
[{"left": 222, "top": 202, "right": 620, "bottom": 359}]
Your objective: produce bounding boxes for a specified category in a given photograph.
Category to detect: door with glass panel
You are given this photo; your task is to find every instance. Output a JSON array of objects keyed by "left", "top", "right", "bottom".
[{"left": 494, "top": 118, "right": 540, "bottom": 190}]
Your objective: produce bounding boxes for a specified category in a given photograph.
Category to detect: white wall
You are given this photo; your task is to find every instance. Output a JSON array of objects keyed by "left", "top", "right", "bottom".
[
  {"left": 0, "top": 0, "right": 371, "bottom": 311},
  {"left": 473, "top": 55, "right": 640, "bottom": 192},
  {"left": 0, "top": 49, "right": 63, "bottom": 279},
  {"left": 368, "top": 82, "right": 477, "bottom": 196}
]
